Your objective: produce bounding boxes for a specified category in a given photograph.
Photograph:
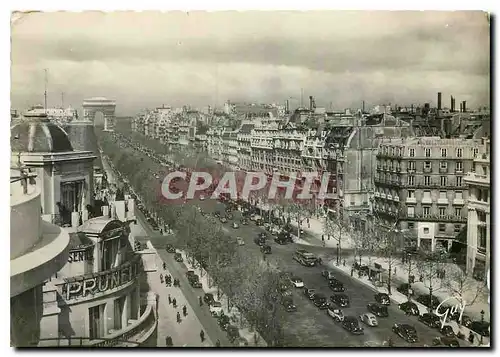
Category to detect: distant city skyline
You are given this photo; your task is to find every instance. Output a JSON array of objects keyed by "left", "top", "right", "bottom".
[{"left": 11, "top": 11, "right": 490, "bottom": 115}]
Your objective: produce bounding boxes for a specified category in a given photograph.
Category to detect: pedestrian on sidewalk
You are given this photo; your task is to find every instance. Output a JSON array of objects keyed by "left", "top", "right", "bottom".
[
  {"left": 321, "top": 235, "right": 324, "bottom": 242},
  {"left": 215, "top": 339, "right": 221, "bottom": 347},
  {"left": 183, "top": 305, "right": 187, "bottom": 316},
  {"left": 163, "top": 262, "right": 166, "bottom": 270},
  {"left": 160, "top": 273, "right": 164, "bottom": 283},
  {"left": 307, "top": 218, "right": 310, "bottom": 228},
  {"left": 199, "top": 296, "right": 203, "bottom": 306},
  {"left": 200, "top": 330, "right": 205, "bottom": 342},
  {"left": 168, "top": 294, "right": 172, "bottom": 304},
  {"left": 165, "top": 336, "right": 173, "bottom": 347},
  {"left": 177, "top": 311, "right": 181, "bottom": 323},
  {"left": 172, "top": 298, "right": 177, "bottom": 308},
  {"left": 350, "top": 268, "right": 354, "bottom": 277},
  {"left": 468, "top": 331, "right": 475, "bottom": 344}
]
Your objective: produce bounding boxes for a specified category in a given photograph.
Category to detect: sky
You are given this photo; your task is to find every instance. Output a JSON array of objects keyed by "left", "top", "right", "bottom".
[{"left": 11, "top": 11, "right": 490, "bottom": 116}]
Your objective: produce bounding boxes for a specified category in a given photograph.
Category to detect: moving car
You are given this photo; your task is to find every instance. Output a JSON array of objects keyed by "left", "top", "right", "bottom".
[
  {"left": 218, "top": 315, "right": 230, "bottom": 330},
  {"left": 174, "top": 252, "right": 183, "bottom": 262},
  {"left": 214, "top": 211, "right": 221, "bottom": 218},
  {"left": 326, "top": 305, "right": 344, "bottom": 322},
  {"left": 342, "top": 316, "right": 364, "bottom": 335},
  {"left": 416, "top": 295, "right": 440, "bottom": 310},
  {"left": 258, "top": 233, "right": 268, "bottom": 240},
  {"left": 226, "top": 212, "right": 234, "bottom": 220},
  {"left": 329, "top": 279, "right": 345, "bottom": 292},
  {"left": 232, "top": 222, "right": 240, "bottom": 229},
  {"left": 166, "top": 244, "right": 176, "bottom": 253},
  {"left": 304, "top": 288, "right": 316, "bottom": 300},
  {"left": 360, "top": 313, "right": 378, "bottom": 327},
  {"left": 203, "top": 293, "right": 215, "bottom": 305},
  {"left": 367, "top": 303, "right": 389, "bottom": 317},
  {"left": 189, "top": 278, "right": 202, "bottom": 288},
  {"left": 418, "top": 313, "right": 442, "bottom": 328},
  {"left": 313, "top": 294, "right": 328, "bottom": 309},
  {"left": 398, "top": 301, "right": 420, "bottom": 316},
  {"left": 439, "top": 325, "right": 456, "bottom": 337},
  {"left": 330, "top": 294, "right": 350, "bottom": 307},
  {"left": 199, "top": 195, "right": 206, "bottom": 201},
  {"left": 236, "top": 237, "right": 245, "bottom": 246},
  {"left": 260, "top": 245, "right": 272, "bottom": 254},
  {"left": 282, "top": 297, "right": 297, "bottom": 312},
  {"left": 220, "top": 217, "right": 228, "bottom": 224},
  {"left": 241, "top": 218, "right": 249, "bottom": 225},
  {"left": 322, "top": 270, "right": 336, "bottom": 280},
  {"left": 290, "top": 276, "right": 304, "bottom": 288},
  {"left": 374, "top": 292, "right": 390, "bottom": 305},
  {"left": 254, "top": 237, "right": 266, "bottom": 246},
  {"left": 209, "top": 301, "right": 224, "bottom": 316},
  {"left": 392, "top": 324, "right": 418, "bottom": 343}
]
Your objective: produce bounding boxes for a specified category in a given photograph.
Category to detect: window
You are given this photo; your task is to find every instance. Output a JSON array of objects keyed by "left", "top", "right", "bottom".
[
  {"left": 456, "top": 176, "right": 463, "bottom": 186},
  {"left": 409, "top": 148, "right": 415, "bottom": 157},
  {"left": 441, "top": 148, "right": 447, "bottom": 157},
  {"left": 478, "top": 226, "right": 487, "bottom": 250},
  {"left": 89, "top": 304, "right": 105, "bottom": 340},
  {"left": 425, "top": 148, "right": 431, "bottom": 157},
  {"left": 407, "top": 206, "right": 415, "bottom": 217},
  {"left": 439, "top": 207, "right": 446, "bottom": 217},
  {"left": 390, "top": 147, "right": 395, "bottom": 155},
  {"left": 439, "top": 223, "right": 446, "bottom": 232},
  {"left": 440, "top": 161, "right": 447, "bottom": 169},
  {"left": 456, "top": 161, "right": 463, "bottom": 172},
  {"left": 457, "top": 148, "right": 463, "bottom": 158},
  {"left": 455, "top": 207, "right": 462, "bottom": 217},
  {"left": 423, "top": 206, "right": 431, "bottom": 216},
  {"left": 440, "top": 176, "right": 447, "bottom": 186},
  {"left": 424, "top": 161, "right": 432, "bottom": 169},
  {"left": 439, "top": 191, "right": 447, "bottom": 200},
  {"left": 424, "top": 176, "right": 431, "bottom": 185},
  {"left": 454, "top": 224, "right": 462, "bottom": 233},
  {"left": 423, "top": 190, "right": 431, "bottom": 200},
  {"left": 473, "top": 148, "right": 479, "bottom": 158},
  {"left": 408, "top": 222, "right": 415, "bottom": 229},
  {"left": 407, "top": 190, "right": 415, "bottom": 198},
  {"left": 424, "top": 227, "right": 430, "bottom": 234},
  {"left": 408, "top": 161, "right": 416, "bottom": 170},
  {"left": 408, "top": 176, "right": 415, "bottom": 185},
  {"left": 455, "top": 191, "right": 463, "bottom": 200}
]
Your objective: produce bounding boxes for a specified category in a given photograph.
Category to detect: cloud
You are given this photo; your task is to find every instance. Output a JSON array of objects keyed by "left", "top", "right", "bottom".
[{"left": 11, "top": 11, "right": 490, "bottom": 114}]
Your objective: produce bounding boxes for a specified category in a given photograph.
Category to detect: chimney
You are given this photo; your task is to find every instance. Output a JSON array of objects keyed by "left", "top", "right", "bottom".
[
  {"left": 462, "top": 101, "right": 467, "bottom": 112},
  {"left": 309, "top": 96, "right": 313, "bottom": 111},
  {"left": 437, "top": 92, "right": 442, "bottom": 111}
]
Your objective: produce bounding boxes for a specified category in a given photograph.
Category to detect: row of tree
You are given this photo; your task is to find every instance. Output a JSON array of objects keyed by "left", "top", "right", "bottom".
[{"left": 96, "top": 129, "right": 288, "bottom": 346}]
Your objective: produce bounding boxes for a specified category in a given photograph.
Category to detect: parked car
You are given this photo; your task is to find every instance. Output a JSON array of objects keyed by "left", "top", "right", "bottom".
[
  {"left": 231, "top": 222, "right": 239, "bottom": 229},
  {"left": 174, "top": 252, "right": 183, "bottom": 262},
  {"left": 209, "top": 301, "right": 224, "bottom": 316},
  {"left": 220, "top": 217, "right": 228, "bottom": 224},
  {"left": 416, "top": 295, "right": 440, "bottom": 310},
  {"left": 330, "top": 294, "right": 350, "bottom": 308},
  {"left": 236, "top": 237, "right": 245, "bottom": 246},
  {"left": 439, "top": 325, "right": 456, "bottom": 337},
  {"left": 329, "top": 279, "right": 345, "bottom": 292},
  {"left": 282, "top": 297, "right": 297, "bottom": 312},
  {"left": 470, "top": 321, "right": 490, "bottom": 337},
  {"left": 218, "top": 315, "right": 230, "bottom": 330},
  {"left": 342, "top": 316, "right": 364, "bottom": 335},
  {"left": 326, "top": 305, "right": 344, "bottom": 322},
  {"left": 360, "top": 313, "right": 378, "bottom": 327},
  {"left": 226, "top": 325, "right": 240, "bottom": 343},
  {"left": 313, "top": 294, "right": 328, "bottom": 309},
  {"left": 241, "top": 218, "right": 249, "bottom": 225},
  {"left": 258, "top": 233, "right": 267, "bottom": 239},
  {"left": 199, "top": 194, "right": 206, "bottom": 201},
  {"left": 398, "top": 301, "right": 420, "bottom": 316},
  {"left": 367, "top": 303, "right": 389, "bottom": 317},
  {"left": 374, "top": 293, "right": 390, "bottom": 305},
  {"left": 304, "top": 288, "right": 316, "bottom": 300},
  {"left": 322, "top": 270, "right": 336, "bottom": 280},
  {"left": 189, "top": 278, "right": 202, "bottom": 288},
  {"left": 397, "top": 283, "right": 414, "bottom": 296},
  {"left": 418, "top": 313, "right": 442, "bottom": 328},
  {"left": 438, "top": 336, "right": 460, "bottom": 347},
  {"left": 166, "top": 244, "right": 176, "bottom": 253},
  {"left": 214, "top": 211, "right": 221, "bottom": 218},
  {"left": 290, "top": 276, "right": 304, "bottom": 288},
  {"left": 254, "top": 237, "right": 266, "bottom": 246},
  {"left": 392, "top": 323, "right": 418, "bottom": 343},
  {"left": 260, "top": 245, "right": 272, "bottom": 254},
  {"left": 203, "top": 293, "right": 215, "bottom": 305},
  {"left": 186, "top": 270, "right": 196, "bottom": 280},
  {"left": 226, "top": 212, "right": 234, "bottom": 220}
]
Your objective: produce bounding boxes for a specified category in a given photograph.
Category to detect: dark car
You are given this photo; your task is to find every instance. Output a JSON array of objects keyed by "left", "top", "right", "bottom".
[
  {"left": 186, "top": 270, "right": 196, "bottom": 280},
  {"left": 418, "top": 313, "right": 441, "bottom": 328},
  {"left": 374, "top": 293, "right": 390, "bottom": 305},
  {"left": 214, "top": 211, "right": 221, "bottom": 218},
  {"left": 455, "top": 314, "right": 473, "bottom": 328},
  {"left": 189, "top": 278, "right": 202, "bottom": 288},
  {"left": 258, "top": 233, "right": 267, "bottom": 239},
  {"left": 304, "top": 288, "right": 316, "bottom": 300},
  {"left": 329, "top": 279, "right": 345, "bottom": 292},
  {"left": 166, "top": 244, "right": 176, "bottom": 253},
  {"left": 330, "top": 294, "right": 350, "bottom": 308},
  {"left": 226, "top": 212, "right": 234, "bottom": 220},
  {"left": 203, "top": 293, "right": 215, "bottom": 305},
  {"left": 226, "top": 325, "right": 240, "bottom": 343},
  {"left": 241, "top": 218, "right": 249, "bottom": 225},
  {"left": 439, "top": 336, "right": 460, "bottom": 347},
  {"left": 367, "top": 303, "right": 389, "bottom": 317},
  {"left": 174, "top": 252, "right": 183, "bottom": 262},
  {"left": 313, "top": 294, "right": 328, "bottom": 309},
  {"left": 260, "top": 245, "right": 272, "bottom": 254},
  {"left": 439, "top": 325, "right": 455, "bottom": 337},
  {"left": 470, "top": 321, "right": 490, "bottom": 337},
  {"left": 342, "top": 316, "right": 364, "bottom": 335},
  {"left": 392, "top": 323, "right": 418, "bottom": 343},
  {"left": 416, "top": 295, "right": 440, "bottom": 310},
  {"left": 274, "top": 233, "right": 291, "bottom": 245},
  {"left": 254, "top": 237, "right": 266, "bottom": 246},
  {"left": 398, "top": 301, "right": 419, "bottom": 316},
  {"left": 220, "top": 217, "right": 228, "bottom": 224},
  {"left": 282, "top": 297, "right": 297, "bottom": 312},
  {"left": 217, "top": 315, "right": 230, "bottom": 330}
]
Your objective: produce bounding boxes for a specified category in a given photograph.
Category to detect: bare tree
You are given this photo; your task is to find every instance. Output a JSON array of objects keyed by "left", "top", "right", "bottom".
[
  {"left": 351, "top": 226, "right": 378, "bottom": 267},
  {"left": 284, "top": 200, "right": 314, "bottom": 241},
  {"left": 324, "top": 213, "right": 350, "bottom": 266},
  {"left": 377, "top": 228, "right": 400, "bottom": 295},
  {"left": 416, "top": 250, "right": 450, "bottom": 312}
]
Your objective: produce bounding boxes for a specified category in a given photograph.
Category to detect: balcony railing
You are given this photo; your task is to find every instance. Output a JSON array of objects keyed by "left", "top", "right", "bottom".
[{"left": 400, "top": 213, "right": 467, "bottom": 223}]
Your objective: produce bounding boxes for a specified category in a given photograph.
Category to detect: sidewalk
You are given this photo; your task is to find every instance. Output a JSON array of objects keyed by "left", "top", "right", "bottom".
[
  {"left": 326, "top": 255, "right": 489, "bottom": 346},
  {"left": 180, "top": 251, "right": 267, "bottom": 347}
]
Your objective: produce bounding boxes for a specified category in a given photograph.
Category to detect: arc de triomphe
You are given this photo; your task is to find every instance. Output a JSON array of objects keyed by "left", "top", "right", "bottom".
[{"left": 82, "top": 97, "right": 116, "bottom": 131}]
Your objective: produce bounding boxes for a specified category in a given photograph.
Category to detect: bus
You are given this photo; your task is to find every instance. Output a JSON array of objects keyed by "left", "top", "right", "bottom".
[{"left": 293, "top": 249, "right": 317, "bottom": 267}]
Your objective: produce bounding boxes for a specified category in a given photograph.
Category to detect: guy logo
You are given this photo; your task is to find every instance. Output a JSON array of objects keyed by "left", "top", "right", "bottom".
[{"left": 435, "top": 297, "right": 466, "bottom": 329}]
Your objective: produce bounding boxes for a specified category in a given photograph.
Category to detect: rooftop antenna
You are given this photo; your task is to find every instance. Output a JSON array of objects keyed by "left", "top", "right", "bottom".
[{"left": 44, "top": 69, "right": 48, "bottom": 114}]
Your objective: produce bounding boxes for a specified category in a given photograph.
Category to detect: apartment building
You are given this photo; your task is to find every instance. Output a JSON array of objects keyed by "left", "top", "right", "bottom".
[
  {"left": 250, "top": 119, "right": 281, "bottom": 174},
  {"left": 464, "top": 138, "right": 490, "bottom": 280},
  {"left": 237, "top": 123, "right": 254, "bottom": 171},
  {"left": 374, "top": 137, "right": 487, "bottom": 251}
]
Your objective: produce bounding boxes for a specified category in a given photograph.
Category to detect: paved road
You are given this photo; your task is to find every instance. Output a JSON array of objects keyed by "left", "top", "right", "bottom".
[{"left": 108, "top": 132, "right": 466, "bottom": 347}]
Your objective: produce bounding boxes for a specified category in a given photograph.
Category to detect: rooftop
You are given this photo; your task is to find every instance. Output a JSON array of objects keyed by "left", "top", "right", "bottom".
[{"left": 11, "top": 117, "right": 74, "bottom": 153}]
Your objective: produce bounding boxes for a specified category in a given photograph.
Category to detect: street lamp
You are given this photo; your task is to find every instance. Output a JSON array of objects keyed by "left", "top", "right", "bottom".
[
  {"left": 407, "top": 253, "right": 412, "bottom": 301},
  {"left": 336, "top": 243, "right": 340, "bottom": 266},
  {"left": 480, "top": 310, "right": 485, "bottom": 345}
]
